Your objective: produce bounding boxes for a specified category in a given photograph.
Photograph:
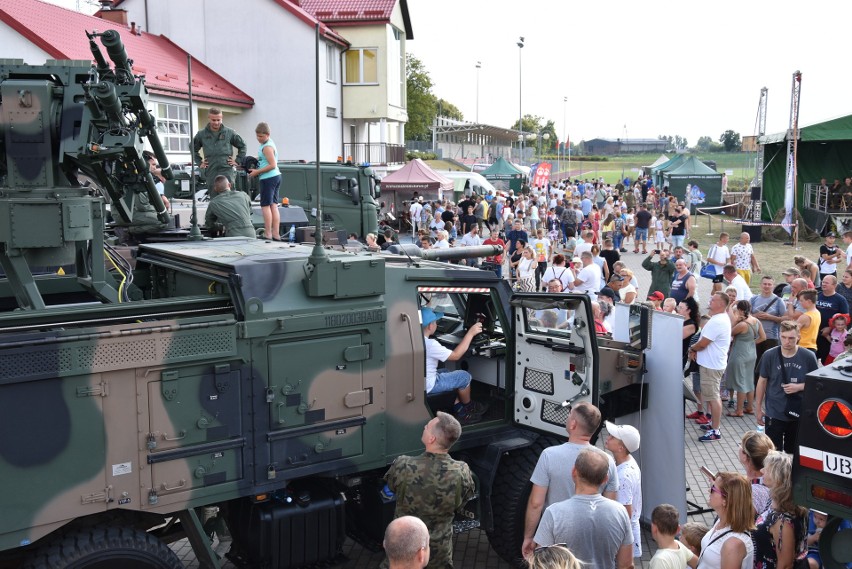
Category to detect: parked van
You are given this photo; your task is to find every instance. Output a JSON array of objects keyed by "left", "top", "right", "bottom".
[{"left": 443, "top": 171, "right": 497, "bottom": 202}]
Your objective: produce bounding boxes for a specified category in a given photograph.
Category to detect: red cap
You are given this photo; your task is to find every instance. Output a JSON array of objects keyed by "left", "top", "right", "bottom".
[{"left": 648, "top": 291, "right": 665, "bottom": 301}]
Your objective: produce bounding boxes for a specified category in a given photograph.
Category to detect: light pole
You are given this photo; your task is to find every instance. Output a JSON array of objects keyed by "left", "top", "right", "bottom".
[
  {"left": 475, "top": 61, "right": 481, "bottom": 124},
  {"left": 561, "top": 96, "right": 567, "bottom": 177},
  {"left": 517, "top": 37, "right": 524, "bottom": 165}
]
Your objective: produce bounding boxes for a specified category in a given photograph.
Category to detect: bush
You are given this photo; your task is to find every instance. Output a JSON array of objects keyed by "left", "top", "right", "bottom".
[{"left": 406, "top": 150, "right": 437, "bottom": 161}]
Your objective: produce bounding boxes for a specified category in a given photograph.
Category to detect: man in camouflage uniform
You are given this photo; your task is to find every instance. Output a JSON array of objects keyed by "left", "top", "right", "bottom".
[
  {"left": 384, "top": 412, "right": 475, "bottom": 569},
  {"left": 192, "top": 108, "right": 246, "bottom": 185},
  {"left": 204, "top": 175, "right": 255, "bottom": 238}
]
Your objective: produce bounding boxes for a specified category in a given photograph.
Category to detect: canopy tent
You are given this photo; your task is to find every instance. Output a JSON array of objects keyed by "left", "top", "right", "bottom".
[
  {"left": 651, "top": 154, "right": 687, "bottom": 188},
  {"left": 481, "top": 157, "right": 525, "bottom": 192},
  {"left": 642, "top": 154, "right": 670, "bottom": 176},
  {"left": 662, "top": 156, "right": 724, "bottom": 206},
  {"left": 379, "top": 159, "right": 454, "bottom": 216},
  {"left": 761, "top": 114, "right": 852, "bottom": 229}
]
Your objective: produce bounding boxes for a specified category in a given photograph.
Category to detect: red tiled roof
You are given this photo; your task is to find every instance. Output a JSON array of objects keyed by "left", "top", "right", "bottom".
[
  {"left": 0, "top": 0, "right": 253, "bottom": 108},
  {"left": 298, "top": 0, "right": 412, "bottom": 38},
  {"left": 299, "top": 0, "right": 395, "bottom": 22}
]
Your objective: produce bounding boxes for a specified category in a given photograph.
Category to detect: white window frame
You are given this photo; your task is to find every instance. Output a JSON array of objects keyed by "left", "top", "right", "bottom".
[
  {"left": 344, "top": 47, "right": 379, "bottom": 86},
  {"left": 154, "top": 101, "right": 191, "bottom": 154},
  {"left": 326, "top": 43, "right": 337, "bottom": 84}
]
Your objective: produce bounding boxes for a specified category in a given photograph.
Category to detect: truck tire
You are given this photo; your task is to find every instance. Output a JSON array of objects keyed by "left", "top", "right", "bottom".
[
  {"left": 22, "top": 526, "right": 184, "bottom": 569},
  {"left": 486, "top": 435, "right": 559, "bottom": 568}
]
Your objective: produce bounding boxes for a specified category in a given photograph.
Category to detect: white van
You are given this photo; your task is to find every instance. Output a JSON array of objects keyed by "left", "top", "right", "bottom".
[{"left": 442, "top": 171, "right": 497, "bottom": 201}]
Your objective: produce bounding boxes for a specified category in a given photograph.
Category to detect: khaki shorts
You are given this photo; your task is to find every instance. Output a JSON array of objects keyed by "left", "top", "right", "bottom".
[{"left": 699, "top": 366, "right": 725, "bottom": 400}]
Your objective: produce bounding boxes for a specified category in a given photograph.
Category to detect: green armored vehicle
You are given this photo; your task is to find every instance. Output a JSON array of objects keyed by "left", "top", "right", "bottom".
[{"left": 0, "top": 32, "right": 653, "bottom": 569}]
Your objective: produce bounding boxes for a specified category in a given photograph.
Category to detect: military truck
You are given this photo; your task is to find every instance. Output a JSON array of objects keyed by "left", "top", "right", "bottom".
[
  {"left": 0, "top": 32, "right": 654, "bottom": 569},
  {"left": 166, "top": 161, "right": 380, "bottom": 240},
  {"left": 792, "top": 363, "right": 852, "bottom": 569}
]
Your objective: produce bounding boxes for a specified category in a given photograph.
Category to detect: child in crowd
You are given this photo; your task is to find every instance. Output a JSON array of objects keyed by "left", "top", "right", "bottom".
[
  {"left": 649, "top": 504, "right": 698, "bottom": 569},
  {"left": 825, "top": 313, "right": 850, "bottom": 364},
  {"left": 806, "top": 508, "right": 852, "bottom": 569},
  {"left": 679, "top": 522, "right": 709, "bottom": 560},
  {"left": 833, "top": 334, "right": 852, "bottom": 363},
  {"left": 663, "top": 298, "right": 677, "bottom": 313}
]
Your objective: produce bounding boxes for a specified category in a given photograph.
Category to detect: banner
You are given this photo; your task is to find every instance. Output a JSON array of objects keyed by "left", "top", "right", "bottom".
[
  {"left": 783, "top": 153, "right": 794, "bottom": 234},
  {"left": 529, "top": 162, "right": 539, "bottom": 186},
  {"left": 532, "top": 162, "right": 552, "bottom": 189}
]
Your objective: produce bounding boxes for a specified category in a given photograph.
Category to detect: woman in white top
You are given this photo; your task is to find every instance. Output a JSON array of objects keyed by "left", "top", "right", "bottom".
[
  {"left": 697, "top": 472, "right": 755, "bottom": 569},
  {"left": 617, "top": 269, "right": 638, "bottom": 304},
  {"left": 516, "top": 248, "right": 538, "bottom": 292},
  {"left": 528, "top": 203, "right": 540, "bottom": 232}
]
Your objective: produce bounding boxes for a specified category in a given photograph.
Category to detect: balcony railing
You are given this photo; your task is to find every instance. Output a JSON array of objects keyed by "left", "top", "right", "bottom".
[{"left": 343, "top": 143, "right": 405, "bottom": 166}]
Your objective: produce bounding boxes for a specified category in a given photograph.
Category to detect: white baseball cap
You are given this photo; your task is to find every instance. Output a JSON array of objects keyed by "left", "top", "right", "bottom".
[{"left": 605, "top": 421, "right": 640, "bottom": 453}]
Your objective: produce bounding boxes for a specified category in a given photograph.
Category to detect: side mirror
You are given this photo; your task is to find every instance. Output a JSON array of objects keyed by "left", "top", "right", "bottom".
[{"left": 349, "top": 178, "right": 360, "bottom": 205}]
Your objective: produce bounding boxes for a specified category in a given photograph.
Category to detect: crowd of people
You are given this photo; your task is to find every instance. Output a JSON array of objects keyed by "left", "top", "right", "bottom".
[{"left": 373, "top": 178, "right": 851, "bottom": 569}]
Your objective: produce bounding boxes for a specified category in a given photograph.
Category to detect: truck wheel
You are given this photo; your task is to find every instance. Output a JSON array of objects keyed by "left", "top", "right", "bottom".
[
  {"left": 486, "top": 435, "right": 559, "bottom": 568},
  {"left": 22, "top": 526, "right": 183, "bottom": 569}
]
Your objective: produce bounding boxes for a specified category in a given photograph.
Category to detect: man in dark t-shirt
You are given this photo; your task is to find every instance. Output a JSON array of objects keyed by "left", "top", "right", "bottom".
[
  {"left": 599, "top": 239, "right": 620, "bottom": 277},
  {"left": 668, "top": 207, "right": 687, "bottom": 249},
  {"left": 634, "top": 205, "right": 652, "bottom": 254}
]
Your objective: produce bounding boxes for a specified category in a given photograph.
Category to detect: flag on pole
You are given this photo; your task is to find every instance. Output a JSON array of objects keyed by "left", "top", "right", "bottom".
[{"left": 783, "top": 153, "right": 794, "bottom": 234}]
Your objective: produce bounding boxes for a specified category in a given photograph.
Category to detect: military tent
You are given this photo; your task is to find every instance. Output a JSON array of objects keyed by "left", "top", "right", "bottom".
[
  {"left": 651, "top": 154, "right": 687, "bottom": 188},
  {"left": 662, "top": 156, "right": 724, "bottom": 206},
  {"left": 761, "top": 114, "right": 852, "bottom": 228},
  {"left": 481, "top": 157, "right": 525, "bottom": 192}
]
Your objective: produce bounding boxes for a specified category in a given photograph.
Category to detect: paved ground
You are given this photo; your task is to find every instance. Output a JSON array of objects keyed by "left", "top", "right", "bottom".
[{"left": 172, "top": 218, "right": 759, "bottom": 568}]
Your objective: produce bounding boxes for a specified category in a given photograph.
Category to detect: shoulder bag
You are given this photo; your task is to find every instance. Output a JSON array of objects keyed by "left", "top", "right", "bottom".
[{"left": 700, "top": 245, "right": 718, "bottom": 280}]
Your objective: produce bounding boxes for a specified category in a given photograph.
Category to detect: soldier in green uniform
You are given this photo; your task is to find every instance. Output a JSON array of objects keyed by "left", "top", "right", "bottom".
[
  {"left": 204, "top": 175, "right": 255, "bottom": 238},
  {"left": 384, "top": 412, "right": 475, "bottom": 569},
  {"left": 192, "top": 108, "right": 246, "bottom": 185}
]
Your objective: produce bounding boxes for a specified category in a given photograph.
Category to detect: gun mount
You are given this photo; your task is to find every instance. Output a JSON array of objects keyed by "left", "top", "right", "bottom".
[{"left": 0, "top": 30, "right": 172, "bottom": 310}]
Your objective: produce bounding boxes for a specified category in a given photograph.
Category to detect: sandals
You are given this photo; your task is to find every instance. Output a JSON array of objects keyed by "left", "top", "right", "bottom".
[
  {"left": 726, "top": 411, "right": 744, "bottom": 417},
  {"left": 743, "top": 407, "right": 754, "bottom": 415}
]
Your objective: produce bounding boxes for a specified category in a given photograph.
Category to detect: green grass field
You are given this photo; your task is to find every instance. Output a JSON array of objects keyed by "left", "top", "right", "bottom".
[{"left": 555, "top": 152, "right": 755, "bottom": 189}]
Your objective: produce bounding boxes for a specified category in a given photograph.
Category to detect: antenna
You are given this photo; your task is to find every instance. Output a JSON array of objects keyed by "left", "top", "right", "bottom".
[
  {"left": 307, "top": 23, "right": 328, "bottom": 265},
  {"left": 186, "top": 54, "right": 203, "bottom": 241}
]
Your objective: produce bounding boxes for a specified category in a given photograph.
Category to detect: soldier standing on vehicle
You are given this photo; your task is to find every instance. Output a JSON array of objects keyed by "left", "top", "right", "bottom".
[
  {"left": 384, "top": 412, "right": 475, "bottom": 569},
  {"left": 204, "top": 175, "right": 255, "bottom": 238},
  {"left": 192, "top": 107, "right": 246, "bottom": 185}
]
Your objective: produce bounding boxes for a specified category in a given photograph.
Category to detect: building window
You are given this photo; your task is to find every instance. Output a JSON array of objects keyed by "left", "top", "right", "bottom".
[
  {"left": 326, "top": 43, "right": 337, "bottom": 83},
  {"left": 344, "top": 48, "right": 378, "bottom": 85},
  {"left": 155, "top": 102, "right": 190, "bottom": 153}
]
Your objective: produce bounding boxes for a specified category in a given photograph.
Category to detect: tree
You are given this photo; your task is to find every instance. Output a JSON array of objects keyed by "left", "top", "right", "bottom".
[
  {"left": 510, "top": 114, "right": 543, "bottom": 135},
  {"left": 406, "top": 55, "right": 468, "bottom": 141},
  {"left": 719, "top": 130, "right": 742, "bottom": 152},
  {"left": 406, "top": 54, "right": 437, "bottom": 141},
  {"left": 694, "top": 136, "right": 722, "bottom": 152},
  {"left": 437, "top": 99, "right": 464, "bottom": 121},
  {"left": 674, "top": 135, "right": 688, "bottom": 150}
]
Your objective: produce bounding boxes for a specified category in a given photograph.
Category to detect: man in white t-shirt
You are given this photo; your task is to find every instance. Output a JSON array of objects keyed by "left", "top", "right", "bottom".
[
  {"left": 568, "top": 251, "right": 602, "bottom": 298},
  {"left": 844, "top": 231, "right": 852, "bottom": 266},
  {"left": 421, "top": 308, "right": 485, "bottom": 424},
  {"left": 723, "top": 264, "right": 752, "bottom": 301},
  {"left": 688, "top": 293, "right": 732, "bottom": 442},
  {"left": 706, "top": 232, "right": 731, "bottom": 293},
  {"left": 573, "top": 231, "right": 594, "bottom": 258},
  {"left": 409, "top": 199, "right": 423, "bottom": 234}
]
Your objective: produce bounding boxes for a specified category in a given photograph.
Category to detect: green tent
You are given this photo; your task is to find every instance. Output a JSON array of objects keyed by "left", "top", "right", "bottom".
[
  {"left": 651, "top": 154, "right": 687, "bottom": 188},
  {"left": 662, "top": 156, "right": 724, "bottom": 206},
  {"left": 761, "top": 114, "right": 852, "bottom": 228},
  {"left": 481, "top": 157, "right": 524, "bottom": 192}
]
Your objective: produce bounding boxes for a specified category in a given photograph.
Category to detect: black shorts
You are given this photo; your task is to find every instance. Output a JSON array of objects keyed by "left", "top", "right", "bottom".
[{"left": 260, "top": 176, "right": 281, "bottom": 206}]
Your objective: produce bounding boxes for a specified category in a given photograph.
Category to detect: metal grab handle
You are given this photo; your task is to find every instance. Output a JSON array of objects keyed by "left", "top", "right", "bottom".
[
  {"left": 162, "top": 430, "right": 186, "bottom": 441},
  {"left": 400, "top": 313, "right": 417, "bottom": 401},
  {"left": 161, "top": 479, "right": 187, "bottom": 491}
]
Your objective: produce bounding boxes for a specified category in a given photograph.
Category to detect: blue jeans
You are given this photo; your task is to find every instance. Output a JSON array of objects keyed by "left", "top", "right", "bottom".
[
  {"left": 613, "top": 231, "right": 623, "bottom": 250},
  {"left": 635, "top": 227, "right": 648, "bottom": 244},
  {"left": 671, "top": 235, "right": 685, "bottom": 248},
  {"left": 431, "top": 369, "right": 471, "bottom": 394}
]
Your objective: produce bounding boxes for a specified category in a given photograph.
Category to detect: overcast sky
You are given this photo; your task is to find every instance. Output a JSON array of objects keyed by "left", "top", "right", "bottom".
[{"left": 46, "top": 0, "right": 851, "bottom": 146}]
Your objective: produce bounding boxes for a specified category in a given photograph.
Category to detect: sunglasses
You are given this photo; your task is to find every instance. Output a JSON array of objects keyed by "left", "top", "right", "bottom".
[
  {"left": 710, "top": 486, "right": 727, "bottom": 498},
  {"left": 534, "top": 543, "right": 568, "bottom": 553}
]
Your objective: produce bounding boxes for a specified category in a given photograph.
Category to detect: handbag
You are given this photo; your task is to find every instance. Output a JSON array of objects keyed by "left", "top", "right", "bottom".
[
  {"left": 779, "top": 351, "right": 804, "bottom": 419},
  {"left": 700, "top": 246, "right": 717, "bottom": 279}
]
